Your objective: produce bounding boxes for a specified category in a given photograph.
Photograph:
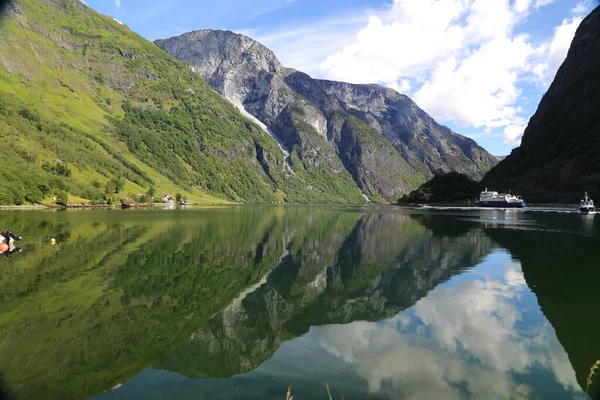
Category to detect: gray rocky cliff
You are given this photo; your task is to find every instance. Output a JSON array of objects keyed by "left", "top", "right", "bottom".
[{"left": 156, "top": 30, "right": 497, "bottom": 202}]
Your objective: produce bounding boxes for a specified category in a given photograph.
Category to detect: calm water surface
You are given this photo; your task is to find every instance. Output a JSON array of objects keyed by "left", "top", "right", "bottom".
[{"left": 0, "top": 206, "right": 598, "bottom": 399}]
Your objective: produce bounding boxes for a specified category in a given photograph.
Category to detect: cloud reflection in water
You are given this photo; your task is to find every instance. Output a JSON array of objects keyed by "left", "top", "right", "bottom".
[{"left": 317, "top": 253, "right": 583, "bottom": 399}]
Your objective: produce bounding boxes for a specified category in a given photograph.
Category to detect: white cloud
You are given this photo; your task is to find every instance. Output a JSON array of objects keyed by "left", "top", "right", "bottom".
[
  {"left": 572, "top": 2, "right": 587, "bottom": 14},
  {"left": 246, "top": 13, "right": 369, "bottom": 78},
  {"left": 413, "top": 34, "right": 531, "bottom": 128},
  {"left": 571, "top": 0, "right": 593, "bottom": 15},
  {"left": 535, "top": 0, "right": 555, "bottom": 8},
  {"left": 387, "top": 78, "right": 412, "bottom": 94},
  {"left": 317, "top": 0, "right": 574, "bottom": 138},
  {"left": 115, "top": 0, "right": 122, "bottom": 7},
  {"left": 503, "top": 123, "right": 527, "bottom": 144},
  {"left": 530, "top": 16, "right": 582, "bottom": 86},
  {"left": 242, "top": 0, "right": 584, "bottom": 150},
  {"left": 548, "top": 17, "right": 582, "bottom": 64},
  {"left": 514, "top": 0, "right": 533, "bottom": 13},
  {"left": 515, "top": 0, "right": 555, "bottom": 12},
  {"left": 320, "top": 0, "right": 469, "bottom": 84}
]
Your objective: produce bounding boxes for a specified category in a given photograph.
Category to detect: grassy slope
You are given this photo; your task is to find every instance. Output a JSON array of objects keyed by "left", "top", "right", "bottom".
[{"left": 0, "top": 0, "right": 365, "bottom": 205}]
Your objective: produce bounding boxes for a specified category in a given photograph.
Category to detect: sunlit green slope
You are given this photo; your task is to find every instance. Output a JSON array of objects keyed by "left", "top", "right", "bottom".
[{"left": 0, "top": 0, "right": 365, "bottom": 205}]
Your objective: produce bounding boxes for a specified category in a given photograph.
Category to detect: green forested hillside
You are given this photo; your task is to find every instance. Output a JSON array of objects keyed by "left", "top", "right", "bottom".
[
  {"left": 0, "top": 0, "right": 364, "bottom": 205},
  {"left": 398, "top": 170, "right": 483, "bottom": 204}
]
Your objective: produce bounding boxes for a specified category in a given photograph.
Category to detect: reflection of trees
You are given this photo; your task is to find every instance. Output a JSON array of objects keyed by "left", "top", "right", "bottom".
[
  {"left": 0, "top": 208, "right": 290, "bottom": 400},
  {"left": 485, "top": 227, "right": 600, "bottom": 399},
  {"left": 158, "top": 212, "right": 493, "bottom": 379}
]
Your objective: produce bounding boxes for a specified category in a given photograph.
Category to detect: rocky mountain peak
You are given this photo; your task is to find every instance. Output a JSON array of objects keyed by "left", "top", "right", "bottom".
[
  {"left": 156, "top": 29, "right": 498, "bottom": 202},
  {"left": 155, "top": 30, "right": 282, "bottom": 107}
]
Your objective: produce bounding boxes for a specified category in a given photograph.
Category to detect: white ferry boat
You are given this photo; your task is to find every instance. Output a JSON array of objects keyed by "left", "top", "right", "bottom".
[
  {"left": 476, "top": 188, "right": 527, "bottom": 208},
  {"left": 579, "top": 192, "right": 595, "bottom": 214}
]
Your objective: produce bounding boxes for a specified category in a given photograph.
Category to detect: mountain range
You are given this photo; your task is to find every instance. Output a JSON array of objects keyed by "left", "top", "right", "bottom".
[
  {"left": 0, "top": 0, "right": 496, "bottom": 206},
  {"left": 2, "top": 0, "right": 594, "bottom": 205},
  {"left": 156, "top": 30, "right": 497, "bottom": 202}
]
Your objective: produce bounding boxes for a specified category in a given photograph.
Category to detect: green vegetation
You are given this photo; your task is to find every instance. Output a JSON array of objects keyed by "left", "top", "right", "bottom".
[
  {"left": 0, "top": 0, "right": 368, "bottom": 206},
  {"left": 339, "top": 116, "right": 425, "bottom": 202},
  {"left": 114, "top": 96, "right": 283, "bottom": 203},
  {"left": 268, "top": 105, "right": 367, "bottom": 204},
  {"left": 398, "top": 170, "right": 482, "bottom": 203},
  {"left": 0, "top": 208, "right": 287, "bottom": 399},
  {"left": 55, "top": 190, "right": 68, "bottom": 205}
]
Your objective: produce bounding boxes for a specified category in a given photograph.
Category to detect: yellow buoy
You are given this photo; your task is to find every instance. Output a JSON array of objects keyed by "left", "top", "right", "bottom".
[{"left": 50, "top": 238, "right": 56, "bottom": 245}]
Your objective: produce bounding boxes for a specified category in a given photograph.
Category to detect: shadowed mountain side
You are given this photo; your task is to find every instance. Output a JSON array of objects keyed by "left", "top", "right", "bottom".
[
  {"left": 156, "top": 213, "right": 493, "bottom": 379},
  {"left": 483, "top": 6, "right": 600, "bottom": 202},
  {"left": 399, "top": 171, "right": 483, "bottom": 204},
  {"left": 484, "top": 223, "right": 600, "bottom": 399},
  {"left": 0, "top": 0, "right": 12, "bottom": 21}
]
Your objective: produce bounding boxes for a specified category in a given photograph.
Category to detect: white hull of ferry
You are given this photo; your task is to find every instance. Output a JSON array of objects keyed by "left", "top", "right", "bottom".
[{"left": 476, "top": 189, "right": 527, "bottom": 208}]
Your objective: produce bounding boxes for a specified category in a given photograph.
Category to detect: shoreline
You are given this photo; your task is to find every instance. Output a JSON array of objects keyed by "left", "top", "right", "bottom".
[
  {"left": 0, "top": 205, "right": 50, "bottom": 210},
  {"left": 0, "top": 202, "right": 206, "bottom": 210}
]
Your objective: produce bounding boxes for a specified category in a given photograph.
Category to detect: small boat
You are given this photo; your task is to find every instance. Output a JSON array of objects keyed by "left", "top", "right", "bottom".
[
  {"left": 579, "top": 192, "right": 595, "bottom": 214},
  {"left": 476, "top": 188, "right": 527, "bottom": 208},
  {"left": 1, "top": 229, "right": 22, "bottom": 259}
]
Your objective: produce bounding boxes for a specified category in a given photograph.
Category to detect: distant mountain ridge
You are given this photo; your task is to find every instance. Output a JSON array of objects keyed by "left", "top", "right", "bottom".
[
  {"left": 156, "top": 30, "right": 497, "bottom": 202},
  {"left": 0, "top": 0, "right": 495, "bottom": 206},
  {"left": 483, "top": 6, "right": 600, "bottom": 202}
]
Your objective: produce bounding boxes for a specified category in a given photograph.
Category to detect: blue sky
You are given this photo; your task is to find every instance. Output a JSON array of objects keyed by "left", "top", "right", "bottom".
[{"left": 83, "top": 0, "right": 598, "bottom": 156}]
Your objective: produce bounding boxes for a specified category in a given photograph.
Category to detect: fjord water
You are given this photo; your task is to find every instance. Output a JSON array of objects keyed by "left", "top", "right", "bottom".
[{"left": 0, "top": 207, "right": 598, "bottom": 399}]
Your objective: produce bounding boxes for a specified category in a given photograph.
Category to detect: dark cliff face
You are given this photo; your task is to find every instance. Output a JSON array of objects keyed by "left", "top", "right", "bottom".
[
  {"left": 484, "top": 6, "right": 600, "bottom": 202},
  {"left": 156, "top": 31, "right": 497, "bottom": 202}
]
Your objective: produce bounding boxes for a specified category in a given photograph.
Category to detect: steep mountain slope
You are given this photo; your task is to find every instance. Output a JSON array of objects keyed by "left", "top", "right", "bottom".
[
  {"left": 0, "top": 0, "right": 364, "bottom": 205},
  {"left": 156, "top": 30, "right": 497, "bottom": 202},
  {"left": 483, "top": 6, "right": 600, "bottom": 202}
]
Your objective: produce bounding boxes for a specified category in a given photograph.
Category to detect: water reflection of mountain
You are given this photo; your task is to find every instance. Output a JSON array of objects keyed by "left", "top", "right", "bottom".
[
  {"left": 157, "top": 212, "right": 493, "bottom": 379},
  {"left": 485, "top": 224, "right": 600, "bottom": 399},
  {"left": 0, "top": 209, "right": 291, "bottom": 399},
  {"left": 0, "top": 208, "right": 499, "bottom": 399}
]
